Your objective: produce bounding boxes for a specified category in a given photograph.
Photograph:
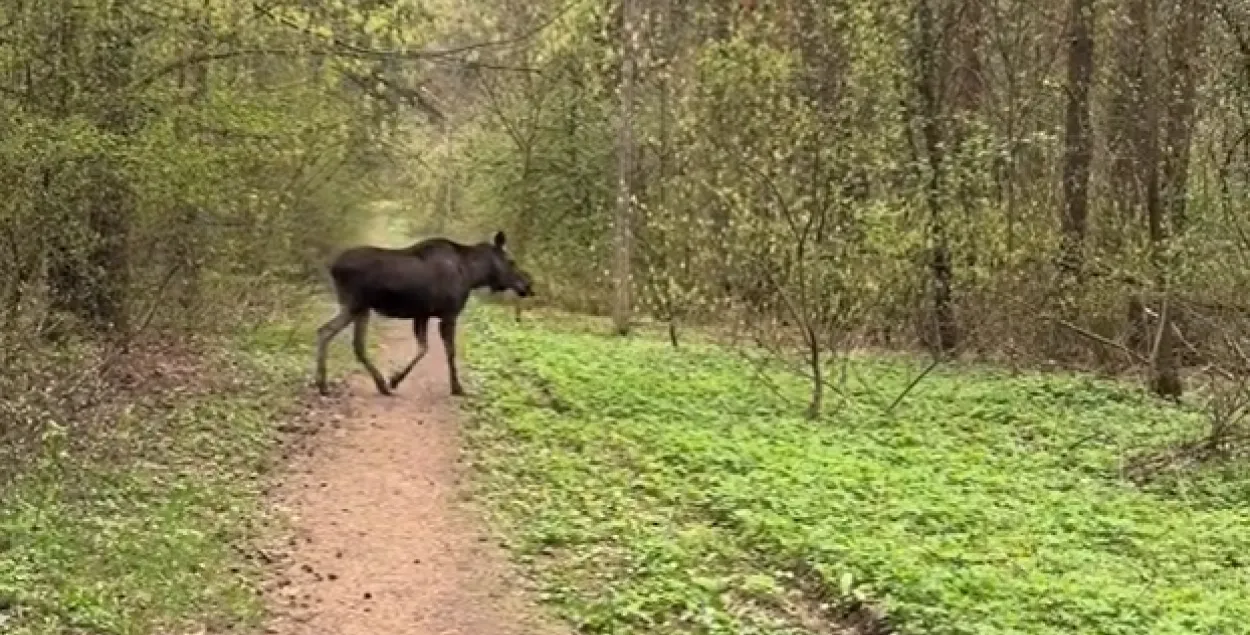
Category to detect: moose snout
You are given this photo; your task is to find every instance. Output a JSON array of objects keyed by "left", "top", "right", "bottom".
[{"left": 513, "top": 274, "right": 535, "bottom": 297}]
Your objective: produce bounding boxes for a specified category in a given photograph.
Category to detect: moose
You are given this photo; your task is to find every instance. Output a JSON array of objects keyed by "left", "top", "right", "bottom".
[{"left": 314, "top": 231, "right": 533, "bottom": 397}]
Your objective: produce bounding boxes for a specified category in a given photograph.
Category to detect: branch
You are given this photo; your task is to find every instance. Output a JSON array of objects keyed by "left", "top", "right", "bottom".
[
  {"left": 1049, "top": 317, "right": 1150, "bottom": 366},
  {"left": 132, "top": 47, "right": 313, "bottom": 91},
  {"left": 474, "top": 66, "right": 528, "bottom": 149},
  {"left": 743, "top": 160, "right": 802, "bottom": 240},
  {"left": 342, "top": 67, "right": 445, "bottom": 124},
  {"left": 886, "top": 356, "right": 941, "bottom": 415},
  {"left": 450, "top": 59, "right": 545, "bottom": 74},
  {"left": 135, "top": 0, "right": 578, "bottom": 93},
  {"left": 1218, "top": 0, "right": 1250, "bottom": 64},
  {"left": 733, "top": 338, "right": 802, "bottom": 411},
  {"left": 254, "top": 0, "right": 582, "bottom": 62}
]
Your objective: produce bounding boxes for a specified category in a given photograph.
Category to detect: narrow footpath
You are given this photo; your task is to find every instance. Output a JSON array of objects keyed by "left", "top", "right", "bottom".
[{"left": 262, "top": 317, "right": 566, "bottom": 635}]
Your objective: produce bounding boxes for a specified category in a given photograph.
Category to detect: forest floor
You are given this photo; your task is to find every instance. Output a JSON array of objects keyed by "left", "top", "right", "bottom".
[{"left": 5, "top": 207, "right": 1241, "bottom": 635}]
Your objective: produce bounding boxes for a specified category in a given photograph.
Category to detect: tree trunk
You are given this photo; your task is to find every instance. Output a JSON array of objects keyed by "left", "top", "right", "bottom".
[
  {"left": 178, "top": 0, "right": 213, "bottom": 311},
  {"left": 1107, "top": 0, "right": 1154, "bottom": 229},
  {"left": 1146, "top": 0, "right": 1209, "bottom": 399},
  {"left": 612, "top": 0, "right": 639, "bottom": 336},
  {"left": 1059, "top": 0, "right": 1094, "bottom": 280},
  {"left": 658, "top": 0, "right": 680, "bottom": 346},
  {"left": 952, "top": 0, "right": 984, "bottom": 113},
  {"left": 914, "top": 0, "right": 958, "bottom": 355},
  {"left": 807, "top": 342, "right": 824, "bottom": 420},
  {"left": 1158, "top": 0, "right": 1208, "bottom": 235}
]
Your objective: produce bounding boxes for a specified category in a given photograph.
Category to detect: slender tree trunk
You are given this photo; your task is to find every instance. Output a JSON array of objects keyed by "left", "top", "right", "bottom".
[
  {"left": 612, "top": 0, "right": 639, "bottom": 336},
  {"left": 1159, "top": 0, "right": 1208, "bottom": 235},
  {"left": 952, "top": 0, "right": 984, "bottom": 269},
  {"left": 1147, "top": 0, "right": 1209, "bottom": 399},
  {"left": 658, "top": 0, "right": 680, "bottom": 346},
  {"left": 1122, "top": 0, "right": 1164, "bottom": 358},
  {"left": 1059, "top": 0, "right": 1094, "bottom": 280},
  {"left": 177, "top": 0, "right": 213, "bottom": 311},
  {"left": 1108, "top": 0, "right": 1153, "bottom": 230},
  {"left": 914, "top": 0, "right": 958, "bottom": 355},
  {"left": 806, "top": 334, "right": 823, "bottom": 420},
  {"left": 953, "top": 0, "right": 984, "bottom": 112}
]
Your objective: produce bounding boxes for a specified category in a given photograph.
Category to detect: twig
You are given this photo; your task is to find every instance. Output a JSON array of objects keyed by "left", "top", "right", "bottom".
[
  {"left": 885, "top": 356, "right": 940, "bottom": 415},
  {"left": 131, "top": 262, "right": 186, "bottom": 341}
]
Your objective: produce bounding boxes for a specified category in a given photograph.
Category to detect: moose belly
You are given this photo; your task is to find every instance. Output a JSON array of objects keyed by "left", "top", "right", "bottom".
[{"left": 367, "top": 289, "right": 459, "bottom": 320}]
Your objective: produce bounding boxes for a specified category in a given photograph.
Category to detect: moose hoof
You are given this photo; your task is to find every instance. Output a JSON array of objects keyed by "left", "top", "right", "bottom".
[
  {"left": 450, "top": 385, "right": 466, "bottom": 397},
  {"left": 388, "top": 375, "right": 404, "bottom": 390}
]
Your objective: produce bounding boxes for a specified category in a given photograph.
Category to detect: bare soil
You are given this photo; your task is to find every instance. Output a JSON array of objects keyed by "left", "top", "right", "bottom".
[{"left": 262, "top": 317, "right": 566, "bottom": 635}]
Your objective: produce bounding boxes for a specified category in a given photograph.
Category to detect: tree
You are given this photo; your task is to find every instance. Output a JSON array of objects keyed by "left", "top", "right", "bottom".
[
  {"left": 1059, "top": 0, "right": 1094, "bottom": 284},
  {"left": 612, "top": 0, "right": 640, "bottom": 335},
  {"left": 911, "top": 0, "right": 958, "bottom": 356}
]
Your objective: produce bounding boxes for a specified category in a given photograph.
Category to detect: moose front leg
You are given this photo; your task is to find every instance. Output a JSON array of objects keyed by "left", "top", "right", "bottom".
[{"left": 438, "top": 317, "right": 464, "bottom": 396}]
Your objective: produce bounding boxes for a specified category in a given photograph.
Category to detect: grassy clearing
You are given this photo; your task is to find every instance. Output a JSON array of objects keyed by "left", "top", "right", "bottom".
[
  {"left": 0, "top": 301, "right": 343, "bottom": 635},
  {"left": 460, "top": 306, "right": 1250, "bottom": 635}
]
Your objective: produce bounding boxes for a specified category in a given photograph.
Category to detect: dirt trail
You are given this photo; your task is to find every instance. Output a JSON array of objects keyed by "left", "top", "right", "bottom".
[{"left": 263, "top": 318, "right": 565, "bottom": 635}]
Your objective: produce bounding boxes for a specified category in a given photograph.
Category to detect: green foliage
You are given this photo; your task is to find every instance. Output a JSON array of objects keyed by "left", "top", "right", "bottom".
[
  {"left": 0, "top": 0, "right": 434, "bottom": 494},
  {"left": 407, "top": 0, "right": 1250, "bottom": 402},
  {"left": 0, "top": 301, "right": 335, "bottom": 635},
  {"left": 461, "top": 306, "right": 1250, "bottom": 635},
  {"left": 0, "top": 0, "right": 436, "bottom": 340}
]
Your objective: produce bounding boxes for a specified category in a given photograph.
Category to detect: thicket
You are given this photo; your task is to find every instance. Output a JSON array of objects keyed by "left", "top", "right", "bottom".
[
  {"left": 0, "top": 0, "right": 487, "bottom": 483},
  {"left": 6, "top": 0, "right": 1249, "bottom": 488},
  {"left": 407, "top": 0, "right": 1250, "bottom": 453}
]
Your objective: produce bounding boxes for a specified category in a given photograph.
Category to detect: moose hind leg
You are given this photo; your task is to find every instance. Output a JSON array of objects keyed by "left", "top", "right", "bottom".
[
  {"left": 352, "top": 312, "right": 392, "bottom": 396},
  {"left": 389, "top": 318, "right": 430, "bottom": 390},
  {"left": 314, "top": 308, "right": 354, "bottom": 395},
  {"left": 439, "top": 317, "right": 464, "bottom": 396}
]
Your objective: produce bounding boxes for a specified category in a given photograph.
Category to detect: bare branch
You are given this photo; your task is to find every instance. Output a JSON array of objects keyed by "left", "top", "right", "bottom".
[
  {"left": 342, "top": 67, "right": 446, "bottom": 124},
  {"left": 885, "top": 356, "right": 941, "bottom": 415},
  {"left": 1049, "top": 317, "right": 1151, "bottom": 366},
  {"left": 253, "top": 0, "right": 582, "bottom": 62},
  {"left": 131, "top": 47, "right": 312, "bottom": 91}
]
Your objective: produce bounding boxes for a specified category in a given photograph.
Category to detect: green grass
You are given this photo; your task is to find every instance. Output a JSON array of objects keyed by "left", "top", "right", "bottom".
[
  {"left": 0, "top": 303, "right": 343, "bottom": 635},
  {"left": 459, "top": 306, "right": 1250, "bottom": 635}
]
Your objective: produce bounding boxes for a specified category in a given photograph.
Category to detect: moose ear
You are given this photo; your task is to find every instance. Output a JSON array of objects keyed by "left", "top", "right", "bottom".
[{"left": 492, "top": 231, "right": 507, "bottom": 248}]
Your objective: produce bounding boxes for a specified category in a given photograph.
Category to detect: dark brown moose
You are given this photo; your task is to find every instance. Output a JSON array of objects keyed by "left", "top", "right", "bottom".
[{"left": 314, "top": 231, "right": 533, "bottom": 397}]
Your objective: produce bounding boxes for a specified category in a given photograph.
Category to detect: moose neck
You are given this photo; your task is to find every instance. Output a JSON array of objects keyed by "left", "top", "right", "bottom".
[{"left": 460, "top": 245, "right": 497, "bottom": 291}]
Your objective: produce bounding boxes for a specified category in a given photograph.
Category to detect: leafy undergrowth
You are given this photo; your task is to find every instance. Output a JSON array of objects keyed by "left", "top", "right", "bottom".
[
  {"left": 0, "top": 301, "right": 344, "bottom": 635},
  {"left": 460, "top": 307, "right": 1250, "bottom": 635}
]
